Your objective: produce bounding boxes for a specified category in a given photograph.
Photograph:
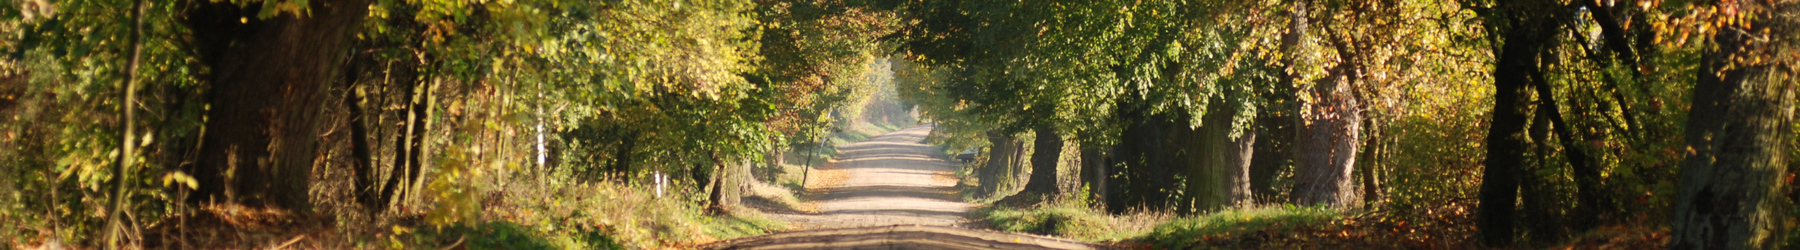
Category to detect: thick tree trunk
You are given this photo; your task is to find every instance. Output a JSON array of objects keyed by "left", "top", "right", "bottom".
[
  {"left": 1669, "top": 3, "right": 1795, "bottom": 248},
  {"left": 186, "top": 0, "right": 371, "bottom": 209},
  {"left": 1018, "top": 124, "right": 1063, "bottom": 197},
  {"left": 1186, "top": 89, "right": 1255, "bottom": 213},
  {"left": 1476, "top": 7, "right": 1561, "bottom": 245},
  {"left": 709, "top": 157, "right": 748, "bottom": 211},
  {"left": 1079, "top": 145, "right": 1107, "bottom": 205},
  {"left": 981, "top": 131, "right": 1019, "bottom": 198},
  {"left": 1289, "top": 72, "right": 1361, "bottom": 207},
  {"left": 705, "top": 162, "right": 725, "bottom": 211}
]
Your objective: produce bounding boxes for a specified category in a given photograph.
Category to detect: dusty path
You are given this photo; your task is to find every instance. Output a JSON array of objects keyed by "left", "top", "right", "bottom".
[
  {"left": 716, "top": 125, "right": 1097, "bottom": 249},
  {"left": 770, "top": 125, "right": 971, "bottom": 229}
]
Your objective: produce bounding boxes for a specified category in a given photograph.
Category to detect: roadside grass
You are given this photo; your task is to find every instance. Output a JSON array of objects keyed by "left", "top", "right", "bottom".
[
  {"left": 972, "top": 192, "right": 1173, "bottom": 243},
  {"left": 975, "top": 197, "right": 1367, "bottom": 248},
  {"left": 1141, "top": 205, "right": 1345, "bottom": 248},
  {"left": 976, "top": 197, "right": 1168, "bottom": 242},
  {"left": 970, "top": 187, "right": 1499, "bottom": 249},
  {"left": 383, "top": 176, "right": 787, "bottom": 249}
]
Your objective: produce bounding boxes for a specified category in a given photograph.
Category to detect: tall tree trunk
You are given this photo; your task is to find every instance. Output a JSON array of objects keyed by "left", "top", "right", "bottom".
[
  {"left": 1476, "top": 4, "right": 1562, "bottom": 245},
  {"left": 1018, "top": 124, "right": 1063, "bottom": 197},
  {"left": 1357, "top": 116, "right": 1384, "bottom": 208},
  {"left": 1187, "top": 89, "right": 1255, "bottom": 213},
  {"left": 1267, "top": 1, "right": 1314, "bottom": 206},
  {"left": 709, "top": 157, "right": 748, "bottom": 212},
  {"left": 1079, "top": 144, "right": 1108, "bottom": 206},
  {"left": 186, "top": 0, "right": 372, "bottom": 210},
  {"left": 1670, "top": 2, "right": 1795, "bottom": 248},
  {"left": 705, "top": 161, "right": 725, "bottom": 211},
  {"left": 1289, "top": 69, "right": 1362, "bottom": 207},
  {"left": 981, "top": 131, "right": 1018, "bottom": 198}
]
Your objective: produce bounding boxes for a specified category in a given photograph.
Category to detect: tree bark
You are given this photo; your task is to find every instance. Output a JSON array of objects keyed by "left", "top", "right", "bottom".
[
  {"left": 1357, "top": 117, "right": 1384, "bottom": 208},
  {"left": 1186, "top": 88, "right": 1255, "bottom": 213},
  {"left": 709, "top": 157, "right": 748, "bottom": 212},
  {"left": 981, "top": 131, "right": 1019, "bottom": 198},
  {"left": 1289, "top": 69, "right": 1362, "bottom": 207},
  {"left": 185, "top": 0, "right": 372, "bottom": 210},
  {"left": 1079, "top": 144, "right": 1107, "bottom": 205},
  {"left": 1018, "top": 124, "right": 1063, "bottom": 197},
  {"left": 1476, "top": 4, "right": 1562, "bottom": 245},
  {"left": 1669, "top": 2, "right": 1795, "bottom": 248}
]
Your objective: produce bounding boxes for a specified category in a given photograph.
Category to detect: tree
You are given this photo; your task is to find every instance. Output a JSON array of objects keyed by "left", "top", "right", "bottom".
[
  {"left": 1188, "top": 85, "right": 1255, "bottom": 211},
  {"left": 1283, "top": 1, "right": 1364, "bottom": 207},
  {"left": 1020, "top": 124, "right": 1064, "bottom": 197},
  {"left": 184, "top": 0, "right": 372, "bottom": 210},
  {"left": 1472, "top": 0, "right": 1565, "bottom": 246},
  {"left": 1669, "top": 1, "right": 1797, "bottom": 248}
]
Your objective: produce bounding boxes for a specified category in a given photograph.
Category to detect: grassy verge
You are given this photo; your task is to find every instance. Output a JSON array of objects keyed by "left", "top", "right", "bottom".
[
  {"left": 1141, "top": 205, "right": 1346, "bottom": 248},
  {"left": 972, "top": 194, "right": 1173, "bottom": 243},
  {"left": 382, "top": 179, "right": 788, "bottom": 249},
  {"left": 972, "top": 191, "right": 1402, "bottom": 248}
]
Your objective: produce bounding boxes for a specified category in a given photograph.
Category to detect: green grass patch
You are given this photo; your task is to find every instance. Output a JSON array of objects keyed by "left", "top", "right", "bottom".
[
  {"left": 974, "top": 195, "right": 1171, "bottom": 242},
  {"left": 979, "top": 203, "right": 1116, "bottom": 241},
  {"left": 972, "top": 194, "right": 1349, "bottom": 247},
  {"left": 1140, "top": 205, "right": 1346, "bottom": 248}
]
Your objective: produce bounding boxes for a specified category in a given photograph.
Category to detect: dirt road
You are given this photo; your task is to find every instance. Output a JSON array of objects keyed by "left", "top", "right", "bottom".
[
  {"left": 769, "top": 125, "right": 970, "bottom": 228},
  {"left": 716, "top": 125, "right": 1097, "bottom": 249}
]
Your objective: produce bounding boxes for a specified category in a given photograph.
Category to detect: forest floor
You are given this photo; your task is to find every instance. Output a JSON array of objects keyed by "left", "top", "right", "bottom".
[{"left": 719, "top": 125, "right": 1096, "bottom": 249}]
